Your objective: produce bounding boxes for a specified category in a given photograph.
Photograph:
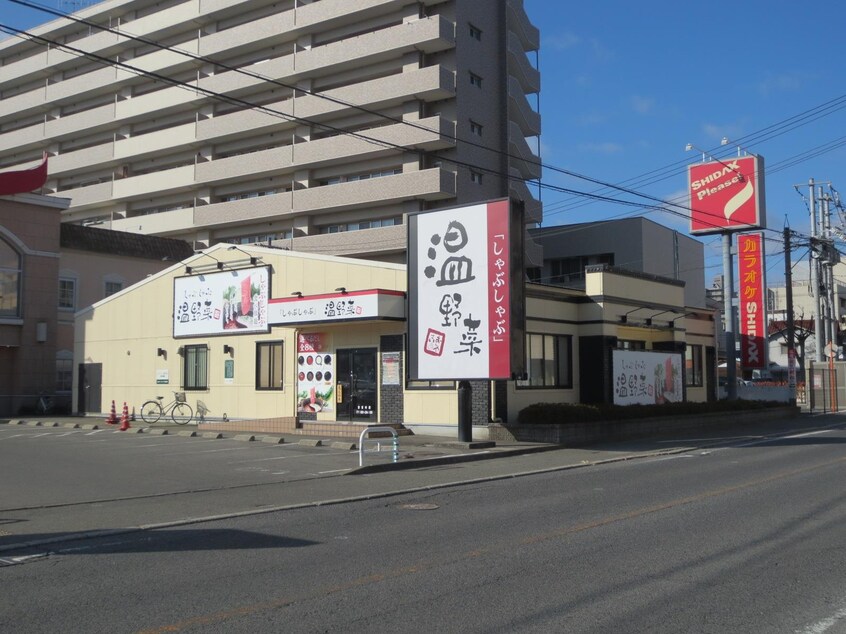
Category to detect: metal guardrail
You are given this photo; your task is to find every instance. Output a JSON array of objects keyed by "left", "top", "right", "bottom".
[{"left": 358, "top": 426, "right": 399, "bottom": 467}]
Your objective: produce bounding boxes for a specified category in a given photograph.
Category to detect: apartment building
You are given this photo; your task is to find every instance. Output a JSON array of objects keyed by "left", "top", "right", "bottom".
[{"left": 0, "top": 0, "right": 542, "bottom": 262}]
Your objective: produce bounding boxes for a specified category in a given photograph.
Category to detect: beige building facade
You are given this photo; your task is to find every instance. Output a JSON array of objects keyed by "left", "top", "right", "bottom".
[
  {"left": 0, "top": 0, "right": 542, "bottom": 262},
  {"left": 75, "top": 243, "right": 717, "bottom": 437}
]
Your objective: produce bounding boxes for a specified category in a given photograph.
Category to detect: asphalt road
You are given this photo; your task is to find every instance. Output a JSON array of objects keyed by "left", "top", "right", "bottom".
[{"left": 3, "top": 415, "right": 846, "bottom": 632}]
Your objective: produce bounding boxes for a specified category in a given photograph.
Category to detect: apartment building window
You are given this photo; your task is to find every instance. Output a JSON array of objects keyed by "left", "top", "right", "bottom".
[
  {"left": 469, "top": 24, "right": 482, "bottom": 41},
  {"left": 58, "top": 278, "right": 76, "bottom": 310},
  {"left": 104, "top": 280, "right": 123, "bottom": 298},
  {"left": 182, "top": 345, "right": 208, "bottom": 390},
  {"left": 0, "top": 238, "right": 21, "bottom": 318},
  {"left": 56, "top": 352, "right": 73, "bottom": 392},
  {"left": 221, "top": 231, "right": 292, "bottom": 245},
  {"left": 517, "top": 334, "right": 572, "bottom": 388},
  {"left": 470, "top": 120, "right": 483, "bottom": 136},
  {"left": 319, "top": 217, "right": 402, "bottom": 234},
  {"left": 470, "top": 170, "right": 483, "bottom": 184},
  {"left": 469, "top": 72, "right": 483, "bottom": 88},
  {"left": 617, "top": 340, "right": 646, "bottom": 350},
  {"left": 256, "top": 341, "right": 284, "bottom": 390},
  {"left": 685, "top": 345, "right": 703, "bottom": 387}
]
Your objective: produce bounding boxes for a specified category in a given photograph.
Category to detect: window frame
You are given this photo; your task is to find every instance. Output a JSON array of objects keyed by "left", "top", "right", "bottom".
[
  {"left": 685, "top": 344, "right": 703, "bottom": 387},
  {"left": 516, "top": 333, "right": 573, "bottom": 389},
  {"left": 469, "top": 72, "right": 483, "bottom": 88},
  {"left": 470, "top": 170, "right": 483, "bottom": 184},
  {"left": 470, "top": 120, "right": 483, "bottom": 136},
  {"left": 0, "top": 237, "right": 21, "bottom": 319},
  {"left": 256, "top": 340, "right": 284, "bottom": 390},
  {"left": 58, "top": 277, "right": 77, "bottom": 311},
  {"left": 181, "top": 344, "right": 209, "bottom": 391},
  {"left": 469, "top": 23, "right": 482, "bottom": 41}
]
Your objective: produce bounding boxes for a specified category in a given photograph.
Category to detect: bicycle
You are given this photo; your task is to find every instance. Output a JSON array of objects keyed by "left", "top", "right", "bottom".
[
  {"left": 140, "top": 391, "right": 194, "bottom": 425},
  {"left": 36, "top": 393, "right": 54, "bottom": 415}
]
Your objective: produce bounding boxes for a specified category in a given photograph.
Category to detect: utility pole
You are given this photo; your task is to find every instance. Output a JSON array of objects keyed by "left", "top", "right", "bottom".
[
  {"left": 809, "top": 179, "right": 824, "bottom": 362},
  {"left": 784, "top": 227, "right": 797, "bottom": 405}
]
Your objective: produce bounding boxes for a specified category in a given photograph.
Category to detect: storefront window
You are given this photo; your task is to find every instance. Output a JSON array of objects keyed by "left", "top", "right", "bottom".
[
  {"left": 517, "top": 333, "right": 572, "bottom": 388},
  {"left": 686, "top": 345, "right": 703, "bottom": 386},
  {"left": 256, "top": 341, "right": 283, "bottom": 390},
  {"left": 182, "top": 345, "right": 208, "bottom": 390},
  {"left": 0, "top": 238, "right": 21, "bottom": 318}
]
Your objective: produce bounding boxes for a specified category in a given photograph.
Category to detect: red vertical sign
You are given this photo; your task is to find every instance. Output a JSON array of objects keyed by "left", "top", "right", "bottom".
[
  {"left": 486, "top": 200, "right": 511, "bottom": 378},
  {"left": 738, "top": 233, "right": 766, "bottom": 369}
]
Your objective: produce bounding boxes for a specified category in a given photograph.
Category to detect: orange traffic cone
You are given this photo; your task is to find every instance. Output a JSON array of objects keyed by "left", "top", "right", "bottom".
[
  {"left": 119, "top": 402, "right": 130, "bottom": 431},
  {"left": 106, "top": 400, "right": 118, "bottom": 425}
]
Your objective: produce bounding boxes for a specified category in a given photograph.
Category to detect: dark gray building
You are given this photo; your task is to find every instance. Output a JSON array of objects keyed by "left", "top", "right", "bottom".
[{"left": 528, "top": 217, "right": 707, "bottom": 308}]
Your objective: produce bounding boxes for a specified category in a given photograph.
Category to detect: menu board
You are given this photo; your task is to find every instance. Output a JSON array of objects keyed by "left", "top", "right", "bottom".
[{"left": 296, "top": 334, "right": 334, "bottom": 413}]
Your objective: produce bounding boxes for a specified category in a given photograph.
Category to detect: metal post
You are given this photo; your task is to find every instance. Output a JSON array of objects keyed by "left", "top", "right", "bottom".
[
  {"left": 784, "top": 228, "right": 797, "bottom": 405},
  {"left": 723, "top": 233, "right": 737, "bottom": 400},
  {"left": 810, "top": 179, "right": 824, "bottom": 362},
  {"left": 457, "top": 380, "right": 472, "bottom": 442}
]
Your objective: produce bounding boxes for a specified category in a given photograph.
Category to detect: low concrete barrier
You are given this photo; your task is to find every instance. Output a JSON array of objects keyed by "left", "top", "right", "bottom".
[{"left": 489, "top": 406, "right": 801, "bottom": 445}]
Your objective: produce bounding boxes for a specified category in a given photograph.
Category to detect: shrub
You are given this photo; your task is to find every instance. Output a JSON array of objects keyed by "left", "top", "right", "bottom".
[{"left": 517, "top": 400, "right": 785, "bottom": 425}]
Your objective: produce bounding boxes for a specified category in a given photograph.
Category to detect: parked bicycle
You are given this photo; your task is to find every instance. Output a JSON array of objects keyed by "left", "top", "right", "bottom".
[
  {"left": 140, "top": 391, "right": 193, "bottom": 425},
  {"left": 36, "top": 393, "right": 55, "bottom": 415}
]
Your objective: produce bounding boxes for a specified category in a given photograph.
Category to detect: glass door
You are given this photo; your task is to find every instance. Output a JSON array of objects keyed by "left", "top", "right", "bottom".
[{"left": 336, "top": 348, "right": 378, "bottom": 422}]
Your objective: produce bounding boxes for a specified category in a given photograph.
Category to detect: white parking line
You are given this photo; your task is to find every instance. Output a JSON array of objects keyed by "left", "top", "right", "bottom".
[{"left": 796, "top": 603, "right": 846, "bottom": 633}]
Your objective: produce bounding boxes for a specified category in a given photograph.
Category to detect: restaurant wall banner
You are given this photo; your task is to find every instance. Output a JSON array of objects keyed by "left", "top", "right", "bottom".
[{"left": 174, "top": 267, "right": 270, "bottom": 337}]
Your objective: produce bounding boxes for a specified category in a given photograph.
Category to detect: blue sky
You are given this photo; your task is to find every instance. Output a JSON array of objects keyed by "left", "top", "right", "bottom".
[
  {"left": 3, "top": 0, "right": 846, "bottom": 283},
  {"left": 524, "top": 0, "right": 846, "bottom": 284}
]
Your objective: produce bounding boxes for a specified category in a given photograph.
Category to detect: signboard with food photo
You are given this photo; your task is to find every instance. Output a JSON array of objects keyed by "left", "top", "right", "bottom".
[
  {"left": 173, "top": 267, "right": 270, "bottom": 337},
  {"left": 296, "top": 333, "right": 334, "bottom": 413}
]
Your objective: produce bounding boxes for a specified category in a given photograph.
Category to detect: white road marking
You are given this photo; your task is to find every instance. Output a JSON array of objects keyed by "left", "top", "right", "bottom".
[{"left": 796, "top": 603, "right": 846, "bottom": 633}]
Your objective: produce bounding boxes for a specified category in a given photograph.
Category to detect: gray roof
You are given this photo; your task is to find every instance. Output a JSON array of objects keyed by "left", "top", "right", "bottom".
[{"left": 60, "top": 224, "right": 194, "bottom": 261}]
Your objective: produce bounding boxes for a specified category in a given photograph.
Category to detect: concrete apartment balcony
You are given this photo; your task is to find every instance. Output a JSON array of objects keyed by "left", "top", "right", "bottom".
[
  {"left": 295, "top": 16, "right": 455, "bottom": 74},
  {"left": 111, "top": 206, "right": 196, "bottom": 236},
  {"left": 507, "top": 76, "right": 541, "bottom": 138},
  {"left": 57, "top": 180, "right": 113, "bottom": 210},
  {"left": 115, "top": 123, "right": 198, "bottom": 163},
  {"left": 507, "top": 32, "right": 540, "bottom": 95},
  {"left": 197, "top": 65, "right": 454, "bottom": 143},
  {"left": 508, "top": 122, "right": 541, "bottom": 180},
  {"left": 113, "top": 165, "right": 196, "bottom": 201},
  {"left": 292, "top": 224, "right": 406, "bottom": 258},
  {"left": 295, "top": 168, "right": 454, "bottom": 215},
  {"left": 0, "top": 85, "right": 48, "bottom": 122},
  {"left": 44, "top": 65, "right": 120, "bottom": 103},
  {"left": 509, "top": 177, "right": 543, "bottom": 225},
  {"left": 50, "top": 143, "right": 114, "bottom": 176},
  {"left": 197, "top": 115, "right": 453, "bottom": 184},
  {"left": 114, "top": 83, "right": 204, "bottom": 121},
  {"left": 0, "top": 30, "right": 121, "bottom": 88},
  {"left": 199, "top": 8, "right": 296, "bottom": 58},
  {"left": 507, "top": 0, "right": 540, "bottom": 52},
  {"left": 194, "top": 192, "right": 294, "bottom": 229}
]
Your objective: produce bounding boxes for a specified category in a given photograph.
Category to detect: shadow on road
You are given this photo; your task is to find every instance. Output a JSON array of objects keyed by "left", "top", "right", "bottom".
[{"left": 0, "top": 528, "right": 318, "bottom": 557}]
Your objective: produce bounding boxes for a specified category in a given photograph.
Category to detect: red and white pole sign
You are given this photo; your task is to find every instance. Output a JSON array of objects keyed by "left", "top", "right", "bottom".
[
  {"left": 738, "top": 232, "right": 767, "bottom": 369},
  {"left": 688, "top": 155, "right": 765, "bottom": 234}
]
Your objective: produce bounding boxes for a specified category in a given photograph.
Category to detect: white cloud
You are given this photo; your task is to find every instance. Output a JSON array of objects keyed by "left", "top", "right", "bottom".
[
  {"left": 630, "top": 95, "right": 655, "bottom": 115},
  {"left": 701, "top": 123, "right": 744, "bottom": 144},
  {"left": 544, "top": 31, "right": 580, "bottom": 51},
  {"left": 578, "top": 141, "right": 623, "bottom": 155},
  {"left": 757, "top": 73, "right": 802, "bottom": 96}
]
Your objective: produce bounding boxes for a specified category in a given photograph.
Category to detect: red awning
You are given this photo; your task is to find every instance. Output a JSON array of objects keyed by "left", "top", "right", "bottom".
[{"left": 0, "top": 154, "right": 48, "bottom": 196}]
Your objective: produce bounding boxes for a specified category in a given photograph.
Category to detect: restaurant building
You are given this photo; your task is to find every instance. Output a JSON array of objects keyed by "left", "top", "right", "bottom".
[{"left": 74, "top": 239, "right": 717, "bottom": 438}]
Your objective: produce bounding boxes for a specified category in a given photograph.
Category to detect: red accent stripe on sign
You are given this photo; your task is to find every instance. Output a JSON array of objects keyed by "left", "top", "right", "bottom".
[{"left": 486, "top": 200, "right": 511, "bottom": 378}]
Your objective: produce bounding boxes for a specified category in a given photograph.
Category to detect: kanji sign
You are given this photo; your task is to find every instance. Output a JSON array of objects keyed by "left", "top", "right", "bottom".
[
  {"left": 738, "top": 232, "right": 767, "bottom": 369},
  {"left": 408, "top": 199, "right": 524, "bottom": 380}
]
